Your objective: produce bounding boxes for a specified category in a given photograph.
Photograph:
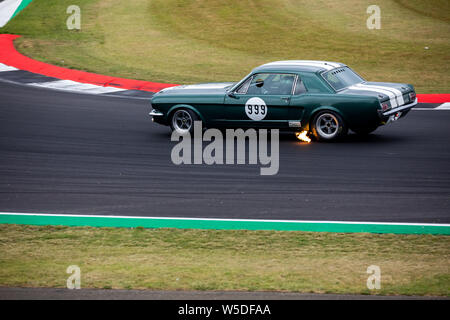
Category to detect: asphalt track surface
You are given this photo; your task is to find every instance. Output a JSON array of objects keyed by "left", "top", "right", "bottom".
[
  {"left": 1, "top": 287, "right": 446, "bottom": 300},
  {"left": 1, "top": 80, "right": 449, "bottom": 223}
]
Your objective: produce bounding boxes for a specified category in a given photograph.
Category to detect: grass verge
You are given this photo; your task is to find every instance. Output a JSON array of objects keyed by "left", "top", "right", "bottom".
[
  {"left": 1, "top": 0, "right": 449, "bottom": 93},
  {"left": 0, "top": 224, "right": 448, "bottom": 296}
]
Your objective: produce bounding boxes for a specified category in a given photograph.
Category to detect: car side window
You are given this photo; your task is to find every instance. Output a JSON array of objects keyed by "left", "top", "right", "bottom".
[
  {"left": 300, "top": 73, "right": 331, "bottom": 93},
  {"left": 294, "top": 77, "right": 307, "bottom": 95},
  {"left": 246, "top": 73, "right": 296, "bottom": 95},
  {"left": 235, "top": 76, "right": 253, "bottom": 94}
]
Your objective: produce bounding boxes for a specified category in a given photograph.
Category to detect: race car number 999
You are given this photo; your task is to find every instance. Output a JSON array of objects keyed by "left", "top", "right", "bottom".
[
  {"left": 245, "top": 97, "right": 267, "bottom": 121},
  {"left": 247, "top": 104, "right": 265, "bottom": 115}
]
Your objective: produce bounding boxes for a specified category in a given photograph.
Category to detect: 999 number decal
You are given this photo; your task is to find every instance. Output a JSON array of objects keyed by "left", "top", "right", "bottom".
[
  {"left": 245, "top": 97, "right": 268, "bottom": 121},
  {"left": 247, "top": 104, "right": 266, "bottom": 115}
]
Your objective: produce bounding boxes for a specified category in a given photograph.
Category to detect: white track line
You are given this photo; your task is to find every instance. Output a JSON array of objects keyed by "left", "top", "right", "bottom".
[
  {"left": 0, "top": 62, "right": 18, "bottom": 72},
  {"left": 435, "top": 102, "right": 450, "bottom": 110},
  {"left": 28, "top": 80, "right": 126, "bottom": 94},
  {"left": 0, "top": 0, "right": 21, "bottom": 28},
  {"left": 413, "top": 103, "right": 450, "bottom": 110},
  {"left": 0, "top": 212, "right": 449, "bottom": 227},
  {"left": 0, "top": 61, "right": 447, "bottom": 103}
]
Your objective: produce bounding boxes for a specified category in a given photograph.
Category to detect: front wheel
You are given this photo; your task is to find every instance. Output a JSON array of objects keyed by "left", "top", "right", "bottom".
[
  {"left": 170, "top": 108, "right": 199, "bottom": 134},
  {"left": 311, "top": 111, "right": 348, "bottom": 141}
]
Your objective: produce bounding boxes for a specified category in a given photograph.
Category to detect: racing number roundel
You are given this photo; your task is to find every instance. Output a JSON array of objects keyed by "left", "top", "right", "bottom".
[{"left": 245, "top": 97, "right": 267, "bottom": 121}]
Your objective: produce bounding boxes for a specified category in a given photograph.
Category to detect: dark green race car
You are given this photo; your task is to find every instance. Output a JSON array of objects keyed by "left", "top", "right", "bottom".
[{"left": 149, "top": 60, "right": 417, "bottom": 141}]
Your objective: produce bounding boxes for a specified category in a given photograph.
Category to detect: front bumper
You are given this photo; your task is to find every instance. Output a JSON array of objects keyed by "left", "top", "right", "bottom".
[
  {"left": 149, "top": 109, "right": 164, "bottom": 117},
  {"left": 149, "top": 109, "right": 167, "bottom": 125}
]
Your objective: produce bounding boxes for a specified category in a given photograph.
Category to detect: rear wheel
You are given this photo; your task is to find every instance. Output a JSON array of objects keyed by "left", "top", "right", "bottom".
[
  {"left": 311, "top": 111, "right": 347, "bottom": 141},
  {"left": 170, "top": 109, "right": 199, "bottom": 134}
]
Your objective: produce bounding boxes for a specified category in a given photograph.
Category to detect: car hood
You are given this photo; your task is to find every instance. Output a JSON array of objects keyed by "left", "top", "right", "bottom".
[
  {"left": 338, "top": 82, "right": 413, "bottom": 107},
  {"left": 155, "top": 82, "right": 235, "bottom": 96}
]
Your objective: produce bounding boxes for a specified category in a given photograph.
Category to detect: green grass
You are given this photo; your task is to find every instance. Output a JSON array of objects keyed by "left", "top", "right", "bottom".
[
  {"left": 1, "top": 0, "right": 449, "bottom": 93},
  {"left": 0, "top": 224, "right": 449, "bottom": 296}
]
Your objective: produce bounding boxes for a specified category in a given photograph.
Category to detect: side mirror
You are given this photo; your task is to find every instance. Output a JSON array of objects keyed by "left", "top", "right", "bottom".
[
  {"left": 255, "top": 79, "right": 264, "bottom": 88},
  {"left": 227, "top": 91, "right": 237, "bottom": 99}
]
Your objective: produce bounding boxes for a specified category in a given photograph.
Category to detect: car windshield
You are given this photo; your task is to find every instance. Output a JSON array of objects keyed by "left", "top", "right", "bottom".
[{"left": 322, "top": 67, "right": 364, "bottom": 91}]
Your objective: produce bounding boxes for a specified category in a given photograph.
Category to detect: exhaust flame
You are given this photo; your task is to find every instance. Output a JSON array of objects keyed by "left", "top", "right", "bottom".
[{"left": 295, "top": 131, "right": 311, "bottom": 143}]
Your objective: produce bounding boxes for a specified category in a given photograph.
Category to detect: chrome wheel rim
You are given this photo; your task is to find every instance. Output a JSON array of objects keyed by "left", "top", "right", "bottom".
[
  {"left": 316, "top": 113, "right": 339, "bottom": 139},
  {"left": 172, "top": 110, "right": 193, "bottom": 133}
]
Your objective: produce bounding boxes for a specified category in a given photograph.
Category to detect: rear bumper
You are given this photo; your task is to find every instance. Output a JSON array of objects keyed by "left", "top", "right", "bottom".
[
  {"left": 378, "top": 98, "right": 417, "bottom": 125},
  {"left": 382, "top": 98, "right": 418, "bottom": 116}
]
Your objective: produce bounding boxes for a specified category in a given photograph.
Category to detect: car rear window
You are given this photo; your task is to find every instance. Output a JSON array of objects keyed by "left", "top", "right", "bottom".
[{"left": 322, "top": 67, "right": 365, "bottom": 91}]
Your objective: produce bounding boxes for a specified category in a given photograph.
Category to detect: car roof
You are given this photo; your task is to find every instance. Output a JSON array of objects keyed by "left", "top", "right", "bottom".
[{"left": 253, "top": 60, "right": 346, "bottom": 73}]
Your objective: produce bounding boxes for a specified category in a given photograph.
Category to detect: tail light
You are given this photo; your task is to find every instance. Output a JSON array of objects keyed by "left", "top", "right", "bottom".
[{"left": 380, "top": 102, "right": 390, "bottom": 111}]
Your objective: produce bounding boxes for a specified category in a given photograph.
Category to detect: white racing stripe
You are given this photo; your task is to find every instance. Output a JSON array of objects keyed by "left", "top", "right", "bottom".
[
  {"left": 301, "top": 60, "right": 341, "bottom": 68},
  {"left": 273, "top": 62, "right": 335, "bottom": 70},
  {"left": 0, "top": 62, "right": 18, "bottom": 72},
  {"left": 360, "top": 83, "right": 405, "bottom": 105},
  {"left": 263, "top": 60, "right": 340, "bottom": 70},
  {"left": 354, "top": 83, "right": 403, "bottom": 106},
  {"left": 349, "top": 84, "right": 399, "bottom": 107},
  {"left": 28, "top": 80, "right": 126, "bottom": 94}
]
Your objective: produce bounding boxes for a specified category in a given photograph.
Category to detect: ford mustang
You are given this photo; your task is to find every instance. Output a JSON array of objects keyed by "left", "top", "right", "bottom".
[{"left": 149, "top": 60, "right": 417, "bottom": 141}]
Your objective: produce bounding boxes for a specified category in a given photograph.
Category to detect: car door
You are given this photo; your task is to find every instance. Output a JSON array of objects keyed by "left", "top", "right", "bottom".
[
  {"left": 288, "top": 72, "right": 336, "bottom": 129},
  {"left": 287, "top": 75, "right": 308, "bottom": 128},
  {"left": 222, "top": 73, "right": 296, "bottom": 128}
]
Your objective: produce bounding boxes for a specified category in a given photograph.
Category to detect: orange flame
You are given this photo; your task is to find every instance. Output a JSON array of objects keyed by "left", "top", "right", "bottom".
[{"left": 295, "top": 131, "right": 311, "bottom": 143}]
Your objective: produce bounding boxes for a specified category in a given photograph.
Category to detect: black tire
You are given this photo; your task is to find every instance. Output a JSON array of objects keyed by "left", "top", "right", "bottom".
[
  {"left": 170, "top": 108, "right": 199, "bottom": 134},
  {"left": 311, "top": 110, "right": 348, "bottom": 141},
  {"left": 352, "top": 125, "right": 378, "bottom": 135}
]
